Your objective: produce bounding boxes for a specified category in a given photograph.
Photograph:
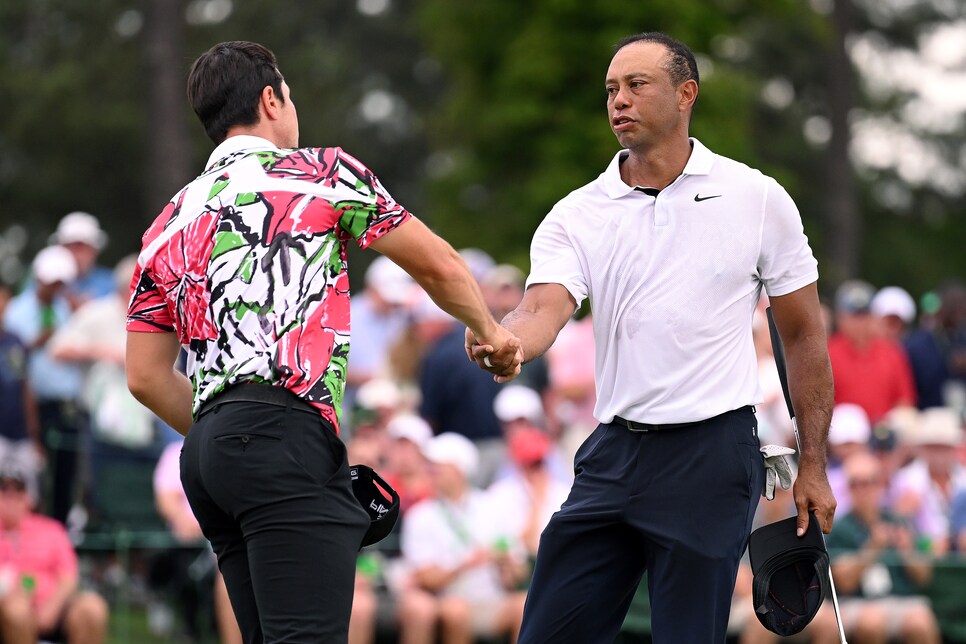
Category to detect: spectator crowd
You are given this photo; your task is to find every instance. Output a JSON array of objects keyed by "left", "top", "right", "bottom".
[{"left": 0, "top": 210, "right": 964, "bottom": 643}]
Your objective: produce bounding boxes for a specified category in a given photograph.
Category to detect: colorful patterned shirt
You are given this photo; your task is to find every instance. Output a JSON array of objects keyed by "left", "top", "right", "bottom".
[{"left": 127, "top": 135, "right": 411, "bottom": 433}]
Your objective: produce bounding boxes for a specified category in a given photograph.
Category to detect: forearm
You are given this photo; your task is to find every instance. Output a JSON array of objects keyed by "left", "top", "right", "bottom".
[
  {"left": 368, "top": 218, "right": 499, "bottom": 343},
  {"left": 411, "top": 564, "right": 463, "bottom": 593},
  {"left": 413, "top": 248, "right": 499, "bottom": 343},
  {"left": 501, "top": 309, "right": 561, "bottom": 364},
  {"left": 785, "top": 332, "right": 834, "bottom": 469},
  {"left": 769, "top": 284, "right": 832, "bottom": 466},
  {"left": 499, "top": 283, "right": 577, "bottom": 364},
  {"left": 130, "top": 369, "right": 194, "bottom": 435},
  {"left": 51, "top": 344, "right": 124, "bottom": 365},
  {"left": 901, "top": 555, "right": 933, "bottom": 587},
  {"left": 127, "top": 331, "right": 194, "bottom": 435}
]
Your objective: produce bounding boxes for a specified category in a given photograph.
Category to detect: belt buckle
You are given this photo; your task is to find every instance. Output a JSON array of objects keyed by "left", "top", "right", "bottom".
[{"left": 625, "top": 419, "right": 652, "bottom": 433}]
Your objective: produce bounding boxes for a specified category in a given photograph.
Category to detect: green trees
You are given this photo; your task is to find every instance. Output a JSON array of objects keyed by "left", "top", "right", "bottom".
[{"left": 0, "top": 0, "right": 961, "bottom": 295}]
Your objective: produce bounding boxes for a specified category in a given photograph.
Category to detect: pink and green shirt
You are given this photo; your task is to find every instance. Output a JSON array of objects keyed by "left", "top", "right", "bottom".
[{"left": 127, "top": 135, "right": 411, "bottom": 433}]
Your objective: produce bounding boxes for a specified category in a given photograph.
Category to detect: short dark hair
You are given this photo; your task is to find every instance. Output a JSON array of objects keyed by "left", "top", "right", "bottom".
[
  {"left": 613, "top": 32, "right": 699, "bottom": 88},
  {"left": 187, "top": 41, "right": 285, "bottom": 144}
]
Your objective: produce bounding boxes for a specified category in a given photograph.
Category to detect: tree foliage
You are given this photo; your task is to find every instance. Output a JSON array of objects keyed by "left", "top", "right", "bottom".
[{"left": 0, "top": 0, "right": 961, "bottom": 297}]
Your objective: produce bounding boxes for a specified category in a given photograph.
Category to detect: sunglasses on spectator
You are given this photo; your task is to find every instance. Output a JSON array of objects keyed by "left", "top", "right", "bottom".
[{"left": 0, "top": 479, "right": 26, "bottom": 493}]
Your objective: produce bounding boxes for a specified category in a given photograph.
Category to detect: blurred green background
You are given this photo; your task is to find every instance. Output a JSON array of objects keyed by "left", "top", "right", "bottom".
[{"left": 0, "top": 0, "right": 963, "bottom": 301}]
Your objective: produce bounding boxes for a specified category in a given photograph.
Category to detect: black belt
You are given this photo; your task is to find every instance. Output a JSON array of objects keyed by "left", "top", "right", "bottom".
[
  {"left": 613, "top": 405, "right": 755, "bottom": 433},
  {"left": 196, "top": 383, "right": 319, "bottom": 420}
]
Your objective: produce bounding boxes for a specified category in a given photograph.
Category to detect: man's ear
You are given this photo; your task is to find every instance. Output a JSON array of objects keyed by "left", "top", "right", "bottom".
[
  {"left": 260, "top": 85, "right": 282, "bottom": 121},
  {"left": 678, "top": 79, "right": 698, "bottom": 112}
]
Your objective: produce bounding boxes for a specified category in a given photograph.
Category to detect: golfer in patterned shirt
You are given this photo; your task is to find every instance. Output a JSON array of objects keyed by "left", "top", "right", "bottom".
[{"left": 126, "top": 41, "right": 521, "bottom": 643}]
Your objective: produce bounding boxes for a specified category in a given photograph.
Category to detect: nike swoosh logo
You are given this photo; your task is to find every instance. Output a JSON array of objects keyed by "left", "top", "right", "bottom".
[{"left": 694, "top": 194, "right": 722, "bottom": 202}]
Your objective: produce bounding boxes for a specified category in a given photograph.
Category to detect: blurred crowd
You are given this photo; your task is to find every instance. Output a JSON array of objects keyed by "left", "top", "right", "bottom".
[
  {"left": 735, "top": 278, "right": 966, "bottom": 644},
  {"left": 0, "top": 210, "right": 964, "bottom": 643}
]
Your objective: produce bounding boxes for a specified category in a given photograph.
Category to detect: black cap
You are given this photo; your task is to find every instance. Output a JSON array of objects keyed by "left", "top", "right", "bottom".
[
  {"left": 748, "top": 512, "right": 831, "bottom": 636},
  {"left": 349, "top": 464, "right": 400, "bottom": 548}
]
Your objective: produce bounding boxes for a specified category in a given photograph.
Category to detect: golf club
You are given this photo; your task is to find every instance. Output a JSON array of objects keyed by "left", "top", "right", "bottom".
[{"left": 765, "top": 306, "right": 848, "bottom": 644}]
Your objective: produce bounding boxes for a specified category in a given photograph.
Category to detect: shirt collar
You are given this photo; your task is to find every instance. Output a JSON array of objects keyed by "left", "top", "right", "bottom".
[
  {"left": 205, "top": 135, "right": 280, "bottom": 170},
  {"left": 601, "top": 137, "right": 716, "bottom": 199}
]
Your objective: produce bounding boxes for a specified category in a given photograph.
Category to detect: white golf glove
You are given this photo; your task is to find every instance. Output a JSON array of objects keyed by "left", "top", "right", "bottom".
[{"left": 760, "top": 444, "right": 796, "bottom": 500}]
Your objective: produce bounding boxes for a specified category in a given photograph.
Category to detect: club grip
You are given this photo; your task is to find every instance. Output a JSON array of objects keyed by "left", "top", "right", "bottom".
[{"left": 765, "top": 306, "right": 796, "bottom": 420}]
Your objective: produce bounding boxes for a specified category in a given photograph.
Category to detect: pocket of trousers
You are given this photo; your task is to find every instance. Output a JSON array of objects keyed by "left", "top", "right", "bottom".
[{"left": 213, "top": 433, "right": 282, "bottom": 452}]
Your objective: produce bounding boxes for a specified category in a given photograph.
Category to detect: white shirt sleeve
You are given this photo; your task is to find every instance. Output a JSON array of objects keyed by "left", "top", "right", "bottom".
[
  {"left": 758, "top": 178, "right": 819, "bottom": 297},
  {"left": 526, "top": 206, "right": 588, "bottom": 307}
]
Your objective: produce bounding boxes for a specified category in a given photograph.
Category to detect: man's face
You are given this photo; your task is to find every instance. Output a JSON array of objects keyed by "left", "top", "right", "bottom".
[
  {"left": 278, "top": 80, "right": 299, "bottom": 148},
  {"left": 0, "top": 478, "right": 29, "bottom": 528},
  {"left": 64, "top": 241, "right": 97, "bottom": 274},
  {"left": 836, "top": 311, "right": 875, "bottom": 344},
  {"left": 605, "top": 42, "right": 688, "bottom": 150},
  {"left": 847, "top": 468, "right": 885, "bottom": 513}
]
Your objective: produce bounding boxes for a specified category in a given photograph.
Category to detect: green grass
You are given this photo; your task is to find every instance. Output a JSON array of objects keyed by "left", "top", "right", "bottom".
[{"left": 106, "top": 604, "right": 220, "bottom": 644}]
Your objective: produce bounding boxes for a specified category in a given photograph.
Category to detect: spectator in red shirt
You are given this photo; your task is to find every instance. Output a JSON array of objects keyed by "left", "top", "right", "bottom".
[
  {"left": 0, "top": 461, "right": 108, "bottom": 644},
  {"left": 828, "top": 280, "right": 917, "bottom": 423}
]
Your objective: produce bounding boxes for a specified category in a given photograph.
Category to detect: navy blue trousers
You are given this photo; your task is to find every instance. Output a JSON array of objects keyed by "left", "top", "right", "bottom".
[
  {"left": 180, "top": 401, "right": 370, "bottom": 644},
  {"left": 518, "top": 406, "right": 764, "bottom": 644}
]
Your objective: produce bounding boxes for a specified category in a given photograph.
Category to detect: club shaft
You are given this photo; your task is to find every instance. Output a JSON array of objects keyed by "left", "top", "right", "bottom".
[{"left": 766, "top": 307, "right": 848, "bottom": 644}]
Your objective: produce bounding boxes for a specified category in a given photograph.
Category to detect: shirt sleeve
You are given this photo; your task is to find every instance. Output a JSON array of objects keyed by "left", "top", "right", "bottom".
[
  {"left": 758, "top": 178, "right": 819, "bottom": 297},
  {"left": 126, "top": 260, "right": 175, "bottom": 333},
  {"left": 526, "top": 206, "right": 588, "bottom": 308},
  {"left": 331, "top": 148, "right": 412, "bottom": 249}
]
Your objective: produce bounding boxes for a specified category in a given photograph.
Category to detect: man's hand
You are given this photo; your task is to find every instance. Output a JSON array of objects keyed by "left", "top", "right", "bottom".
[
  {"left": 465, "top": 326, "right": 524, "bottom": 383},
  {"left": 793, "top": 461, "right": 836, "bottom": 536}
]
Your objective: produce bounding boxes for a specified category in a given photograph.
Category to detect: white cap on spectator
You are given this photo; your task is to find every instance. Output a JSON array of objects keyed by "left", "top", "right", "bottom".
[
  {"left": 494, "top": 385, "right": 544, "bottom": 424},
  {"left": 386, "top": 413, "right": 433, "bottom": 447},
  {"left": 482, "top": 263, "right": 525, "bottom": 291},
  {"left": 423, "top": 432, "right": 478, "bottom": 479},
  {"left": 355, "top": 378, "right": 402, "bottom": 410},
  {"left": 365, "top": 256, "right": 415, "bottom": 306},
  {"left": 50, "top": 211, "right": 107, "bottom": 250},
  {"left": 32, "top": 245, "right": 77, "bottom": 285},
  {"left": 458, "top": 248, "right": 495, "bottom": 282},
  {"left": 871, "top": 286, "right": 916, "bottom": 324},
  {"left": 829, "top": 403, "right": 871, "bottom": 445},
  {"left": 913, "top": 407, "right": 963, "bottom": 447},
  {"left": 882, "top": 406, "right": 920, "bottom": 445}
]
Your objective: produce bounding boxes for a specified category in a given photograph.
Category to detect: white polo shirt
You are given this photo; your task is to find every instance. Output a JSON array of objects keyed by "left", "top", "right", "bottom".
[{"left": 527, "top": 138, "right": 818, "bottom": 424}]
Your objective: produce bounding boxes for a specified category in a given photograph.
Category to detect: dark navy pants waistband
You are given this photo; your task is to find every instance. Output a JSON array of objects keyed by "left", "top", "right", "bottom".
[{"left": 612, "top": 404, "right": 756, "bottom": 433}]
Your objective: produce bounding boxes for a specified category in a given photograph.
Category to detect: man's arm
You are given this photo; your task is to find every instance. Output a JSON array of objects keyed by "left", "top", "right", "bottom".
[
  {"left": 769, "top": 282, "right": 837, "bottom": 535},
  {"left": 470, "top": 283, "right": 576, "bottom": 383},
  {"left": 368, "top": 218, "right": 521, "bottom": 376},
  {"left": 36, "top": 568, "right": 78, "bottom": 633},
  {"left": 126, "top": 331, "right": 194, "bottom": 435}
]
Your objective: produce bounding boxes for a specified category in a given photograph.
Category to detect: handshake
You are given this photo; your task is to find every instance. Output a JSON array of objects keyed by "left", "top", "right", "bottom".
[{"left": 464, "top": 325, "right": 525, "bottom": 383}]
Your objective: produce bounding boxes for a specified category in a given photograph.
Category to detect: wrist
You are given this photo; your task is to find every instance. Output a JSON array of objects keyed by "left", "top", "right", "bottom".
[{"left": 797, "top": 454, "right": 828, "bottom": 474}]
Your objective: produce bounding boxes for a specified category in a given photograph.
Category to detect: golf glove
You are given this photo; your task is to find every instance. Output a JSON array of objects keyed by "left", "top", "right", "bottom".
[{"left": 759, "top": 444, "right": 796, "bottom": 500}]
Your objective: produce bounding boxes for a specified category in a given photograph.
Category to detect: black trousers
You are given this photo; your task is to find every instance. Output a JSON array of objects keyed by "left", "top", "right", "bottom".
[
  {"left": 180, "top": 400, "right": 370, "bottom": 644},
  {"left": 38, "top": 399, "right": 87, "bottom": 525},
  {"left": 518, "top": 406, "right": 764, "bottom": 644}
]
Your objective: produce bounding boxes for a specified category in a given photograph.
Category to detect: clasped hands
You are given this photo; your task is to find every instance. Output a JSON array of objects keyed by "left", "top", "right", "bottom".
[{"left": 464, "top": 326, "right": 524, "bottom": 383}]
